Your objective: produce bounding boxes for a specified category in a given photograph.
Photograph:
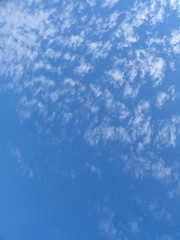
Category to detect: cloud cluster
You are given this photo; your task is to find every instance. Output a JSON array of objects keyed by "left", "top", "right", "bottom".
[{"left": 1, "top": 0, "right": 180, "bottom": 195}]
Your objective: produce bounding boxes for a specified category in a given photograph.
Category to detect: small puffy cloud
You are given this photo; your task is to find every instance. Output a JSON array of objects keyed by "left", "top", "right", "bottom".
[
  {"left": 87, "top": 41, "right": 112, "bottom": 58},
  {"left": 102, "top": 0, "right": 120, "bottom": 8},
  {"left": 151, "top": 161, "right": 171, "bottom": 180},
  {"left": 156, "top": 92, "right": 169, "bottom": 108},
  {"left": 88, "top": 41, "right": 102, "bottom": 54},
  {"left": 171, "top": 30, "right": 180, "bottom": 45},
  {"left": 64, "top": 78, "right": 76, "bottom": 87},
  {"left": 155, "top": 117, "right": 180, "bottom": 148},
  {"left": 29, "top": 169, "right": 34, "bottom": 178},
  {"left": 75, "top": 62, "right": 92, "bottom": 75},
  {"left": 49, "top": 90, "right": 60, "bottom": 102},
  {"left": 170, "top": 30, "right": 180, "bottom": 54},
  {"left": 151, "top": 8, "right": 164, "bottom": 24},
  {"left": 136, "top": 50, "right": 165, "bottom": 86},
  {"left": 129, "top": 101, "right": 151, "bottom": 144},
  {"left": 90, "top": 84, "right": 102, "bottom": 97},
  {"left": 106, "top": 12, "right": 120, "bottom": 28},
  {"left": 168, "top": 85, "right": 176, "bottom": 101},
  {"left": 18, "top": 96, "right": 37, "bottom": 120},
  {"left": 63, "top": 52, "right": 76, "bottom": 61},
  {"left": 122, "top": 23, "right": 138, "bottom": 43},
  {"left": 68, "top": 32, "right": 85, "bottom": 49},
  {"left": 129, "top": 220, "right": 140, "bottom": 233},
  {"left": 84, "top": 128, "right": 101, "bottom": 145},
  {"left": 86, "top": 163, "right": 102, "bottom": 178},
  {"left": 169, "top": 0, "right": 180, "bottom": 10},
  {"left": 123, "top": 83, "right": 139, "bottom": 98},
  {"left": 99, "top": 218, "right": 117, "bottom": 239},
  {"left": 107, "top": 69, "right": 124, "bottom": 87},
  {"left": 116, "top": 22, "right": 138, "bottom": 47},
  {"left": 149, "top": 58, "right": 165, "bottom": 85},
  {"left": 86, "top": 0, "right": 96, "bottom": 7}
]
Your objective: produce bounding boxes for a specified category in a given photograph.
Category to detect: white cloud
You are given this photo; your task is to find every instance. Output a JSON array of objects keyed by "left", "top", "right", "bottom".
[
  {"left": 151, "top": 161, "right": 171, "bottom": 180},
  {"left": 11, "top": 146, "right": 34, "bottom": 178},
  {"left": 129, "top": 220, "right": 140, "bottom": 233},
  {"left": 102, "top": 0, "right": 120, "bottom": 8},
  {"left": 170, "top": 30, "right": 180, "bottom": 54},
  {"left": 122, "top": 151, "right": 176, "bottom": 184},
  {"left": 18, "top": 96, "right": 37, "bottom": 119},
  {"left": 151, "top": 8, "right": 164, "bottom": 24},
  {"left": 123, "top": 83, "right": 139, "bottom": 98},
  {"left": 155, "top": 117, "right": 180, "bottom": 148},
  {"left": 169, "top": 0, "right": 180, "bottom": 10},
  {"left": 156, "top": 92, "right": 169, "bottom": 108},
  {"left": 50, "top": 90, "right": 60, "bottom": 102},
  {"left": 136, "top": 50, "right": 165, "bottom": 86},
  {"left": 64, "top": 52, "right": 76, "bottom": 61},
  {"left": 68, "top": 32, "right": 85, "bottom": 49},
  {"left": 146, "top": 199, "right": 173, "bottom": 224},
  {"left": 90, "top": 84, "right": 102, "bottom": 97},
  {"left": 59, "top": 1, "right": 76, "bottom": 32},
  {"left": 85, "top": 124, "right": 131, "bottom": 145},
  {"left": 99, "top": 218, "right": 117, "bottom": 239},
  {"left": 84, "top": 128, "right": 101, "bottom": 145},
  {"left": 106, "top": 12, "right": 120, "bottom": 28},
  {"left": 86, "top": 163, "right": 102, "bottom": 178},
  {"left": 64, "top": 78, "right": 76, "bottom": 87},
  {"left": 128, "top": 101, "right": 152, "bottom": 145},
  {"left": 86, "top": 0, "right": 96, "bottom": 7},
  {"left": 75, "top": 62, "right": 92, "bottom": 75},
  {"left": 87, "top": 41, "right": 112, "bottom": 58},
  {"left": 168, "top": 85, "right": 176, "bottom": 101},
  {"left": 116, "top": 22, "right": 138, "bottom": 47},
  {"left": 107, "top": 69, "right": 124, "bottom": 87},
  {"left": 150, "top": 58, "right": 165, "bottom": 85},
  {"left": 0, "top": 0, "right": 59, "bottom": 87}
]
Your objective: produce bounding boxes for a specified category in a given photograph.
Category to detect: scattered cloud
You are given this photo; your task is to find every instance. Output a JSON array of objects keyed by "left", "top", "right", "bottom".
[
  {"left": 11, "top": 147, "right": 34, "bottom": 178},
  {"left": 86, "top": 163, "right": 102, "bottom": 178},
  {"left": 99, "top": 214, "right": 119, "bottom": 240},
  {"left": 156, "top": 92, "right": 169, "bottom": 108},
  {"left": 0, "top": 0, "right": 180, "bottom": 199},
  {"left": 75, "top": 62, "right": 92, "bottom": 75},
  {"left": 102, "top": 0, "right": 120, "bottom": 8}
]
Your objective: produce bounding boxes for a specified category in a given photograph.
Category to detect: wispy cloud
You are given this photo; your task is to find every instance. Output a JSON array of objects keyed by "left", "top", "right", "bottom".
[
  {"left": 11, "top": 146, "right": 34, "bottom": 178},
  {"left": 101, "top": 0, "right": 120, "bottom": 8}
]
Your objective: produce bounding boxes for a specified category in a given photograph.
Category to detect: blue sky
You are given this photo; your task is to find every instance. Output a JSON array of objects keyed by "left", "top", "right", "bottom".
[{"left": 0, "top": 0, "right": 180, "bottom": 239}]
